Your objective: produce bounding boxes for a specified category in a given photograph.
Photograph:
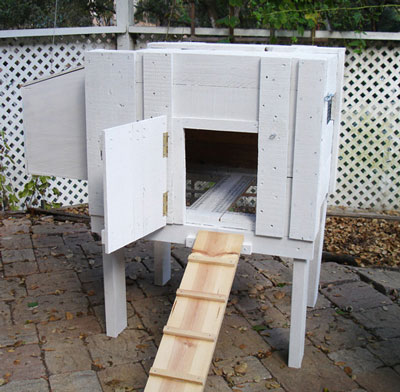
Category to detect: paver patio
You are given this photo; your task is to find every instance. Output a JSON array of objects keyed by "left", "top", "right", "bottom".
[{"left": 0, "top": 214, "right": 399, "bottom": 391}]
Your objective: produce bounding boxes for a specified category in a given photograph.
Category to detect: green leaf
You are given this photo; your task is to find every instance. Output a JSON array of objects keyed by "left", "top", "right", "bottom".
[
  {"left": 252, "top": 324, "right": 267, "bottom": 332},
  {"left": 27, "top": 301, "right": 38, "bottom": 308}
]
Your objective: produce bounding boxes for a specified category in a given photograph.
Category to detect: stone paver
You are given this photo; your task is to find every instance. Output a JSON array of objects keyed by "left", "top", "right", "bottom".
[
  {"left": 352, "top": 305, "right": 400, "bottom": 339},
  {"left": 1, "top": 215, "right": 400, "bottom": 391},
  {"left": 0, "top": 234, "right": 32, "bottom": 250},
  {"left": 357, "top": 267, "right": 400, "bottom": 295},
  {"left": 262, "top": 345, "right": 358, "bottom": 392},
  {"left": 306, "top": 308, "right": 373, "bottom": 351},
  {"left": 26, "top": 270, "right": 81, "bottom": 296},
  {"left": 327, "top": 347, "right": 384, "bottom": 374},
  {"left": 321, "top": 281, "right": 392, "bottom": 312},
  {"left": 4, "top": 261, "right": 38, "bottom": 277},
  {"left": 49, "top": 370, "right": 102, "bottom": 392},
  {"left": 356, "top": 367, "right": 400, "bottom": 392},
  {"left": 87, "top": 330, "right": 157, "bottom": 367},
  {"left": 1, "top": 249, "right": 35, "bottom": 264},
  {"left": 97, "top": 363, "right": 147, "bottom": 392},
  {"left": 44, "top": 339, "right": 93, "bottom": 375},
  {"left": 0, "top": 344, "right": 46, "bottom": 382},
  {"left": 366, "top": 337, "right": 400, "bottom": 366},
  {"left": 0, "top": 323, "right": 38, "bottom": 347},
  {"left": 319, "top": 262, "right": 360, "bottom": 286},
  {"left": 0, "top": 379, "right": 49, "bottom": 392},
  {"left": 0, "top": 278, "right": 26, "bottom": 301}
]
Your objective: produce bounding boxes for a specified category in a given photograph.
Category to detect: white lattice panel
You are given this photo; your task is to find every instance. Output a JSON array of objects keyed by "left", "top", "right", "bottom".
[
  {"left": 1, "top": 37, "right": 399, "bottom": 211},
  {"left": 329, "top": 45, "right": 400, "bottom": 211},
  {"left": 1, "top": 35, "right": 116, "bottom": 208}
]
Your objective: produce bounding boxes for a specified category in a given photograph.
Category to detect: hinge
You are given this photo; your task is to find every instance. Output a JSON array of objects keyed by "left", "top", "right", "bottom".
[
  {"left": 163, "top": 191, "right": 168, "bottom": 216},
  {"left": 163, "top": 132, "right": 168, "bottom": 157}
]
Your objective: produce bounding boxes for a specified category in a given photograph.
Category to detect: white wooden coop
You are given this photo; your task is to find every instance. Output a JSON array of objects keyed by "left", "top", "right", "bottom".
[{"left": 23, "top": 42, "right": 345, "bottom": 376}]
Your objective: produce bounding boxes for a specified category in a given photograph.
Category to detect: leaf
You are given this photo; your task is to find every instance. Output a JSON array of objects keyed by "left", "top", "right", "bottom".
[
  {"left": 28, "top": 301, "right": 38, "bottom": 308},
  {"left": 273, "top": 291, "right": 285, "bottom": 300},
  {"left": 252, "top": 325, "right": 267, "bottom": 332},
  {"left": 65, "top": 312, "right": 74, "bottom": 320}
]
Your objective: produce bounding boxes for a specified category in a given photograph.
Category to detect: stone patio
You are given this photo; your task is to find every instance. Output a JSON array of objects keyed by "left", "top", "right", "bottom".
[{"left": 0, "top": 214, "right": 399, "bottom": 392}]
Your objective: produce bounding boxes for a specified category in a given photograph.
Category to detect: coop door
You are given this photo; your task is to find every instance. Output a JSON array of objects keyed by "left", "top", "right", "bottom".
[{"left": 102, "top": 116, "right": 167, "bottom": 254}]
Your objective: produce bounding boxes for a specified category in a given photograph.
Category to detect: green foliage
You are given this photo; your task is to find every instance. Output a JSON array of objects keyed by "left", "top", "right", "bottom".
[
  {"left": 0, "top": 0, "right": 115, "bottom": 29},
  {"left": 0, "top": 130, "right": 18, "bottom": 211},
  {"left": 18, "top": 175, "right": 62, "bottom": 210}
]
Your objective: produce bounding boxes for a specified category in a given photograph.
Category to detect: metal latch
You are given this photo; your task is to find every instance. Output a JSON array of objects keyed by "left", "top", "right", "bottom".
[
  {"left": 163, "top": 191, "right": 168, "bottom": 216},
  {"left": 324, "top": 93, "right": 335, "bottom": 124},
  {"left": 163, "top": 132, "right": 168, "bottom": 157}
]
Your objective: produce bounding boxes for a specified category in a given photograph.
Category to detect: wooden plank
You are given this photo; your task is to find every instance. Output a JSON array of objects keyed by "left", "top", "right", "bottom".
[
  {"left": 176, "top": 289, "right": 226, "bottom": 303},
  {"left": 22, "top": 67, "right": 87, "bottom": 180},
  {"left": 144, "top": 231, "right": 244, "bottom": 392},
  {"left": 188, "top": 253, "right": 237, "bottom": 267},
  {"left": 289, "top": 58, "right": 328, "bottom": 241},
  {"left": 85, "top": 50, "right": 137, "bottom": 217},
  {"left": 163, "top": 326, "right": 217, "bottom": 342},
  {"left": 143, "top": 52, "right": 174, "bottom": 224},
  {"left": 102, "top": 116, "right": 167, "bottom": 254},
  {"left": 149, "top": 367, "right": 204, "bottom": 385},
  {"left": 255, "top": 57, "right": 292, "bottom": 238}
]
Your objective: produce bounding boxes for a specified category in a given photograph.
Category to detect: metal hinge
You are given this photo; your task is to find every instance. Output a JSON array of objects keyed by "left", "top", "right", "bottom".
[
  {"left": 163, "top": 191, "right": 168, "bottom": 216},
  {"left": 163, "top": 132, "right": 168, "bottom": 157}
]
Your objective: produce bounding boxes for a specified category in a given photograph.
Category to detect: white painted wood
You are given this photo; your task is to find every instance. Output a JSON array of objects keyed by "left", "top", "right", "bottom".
[
  {"left": 289, "top": 59, "right": 328, "bottom": 241},
  {"left": 22, "top": 67, "right": 87, "bottom": 180},
  {"left": 147, "top": 222, "right": 314, "bottom": 260},
  {"left": 329, "top": 48, "right": 346, "bottom": 193},
  {"left": 153, "top": 241, "right": 171, "bottom": 286},
  {"left": 288, "top": 258, "right": 309, "bottom": 368},
  {"left": 180, "top": 118, "right": 258, "bottom": 133},
  {"left": 307, "top": 199, "right": 327, "bottom": 307},
  {"left": 103, "top": 246, "right": 127, "bottom": 338},
  {"left": 143, "top": 52, "right": 173, "bottom": 223},
  {"left": 102, "top": 116, "right": 167, "bottom": 254},
  {"left": 256, "top": 57, "right": 292, "bottom": 238},
  {"left": 85, "top": 50, "right": 137, "bottom": 218}
]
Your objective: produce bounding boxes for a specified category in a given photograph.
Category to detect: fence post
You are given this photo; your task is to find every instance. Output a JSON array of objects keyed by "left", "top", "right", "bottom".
[{"left": 116, "top": 0, "right": 134, "bottom": 50}]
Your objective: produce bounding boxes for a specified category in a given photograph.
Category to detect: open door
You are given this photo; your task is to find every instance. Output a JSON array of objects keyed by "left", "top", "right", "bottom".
[{"left": 102, "top": 116, "right": 167, "bottom": 254}]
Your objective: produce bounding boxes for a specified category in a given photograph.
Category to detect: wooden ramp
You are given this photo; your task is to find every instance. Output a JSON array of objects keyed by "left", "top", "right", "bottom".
[{"left": 144, "top": 231, "right": 244, "bottom": 392}]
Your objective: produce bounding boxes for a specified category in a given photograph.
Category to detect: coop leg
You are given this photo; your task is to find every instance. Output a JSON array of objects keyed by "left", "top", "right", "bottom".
[
  {"left": 307, "top": 200, "right": 327, "bottom": 307},
  {"left": 103, "top": 246, "right": 127, "bottom": 338},
  {"left": 288, "top": 258, "right": 309, "bottom": 368},
  {"left": 153, "top": 241, "right": 171, "bottom": 286}
]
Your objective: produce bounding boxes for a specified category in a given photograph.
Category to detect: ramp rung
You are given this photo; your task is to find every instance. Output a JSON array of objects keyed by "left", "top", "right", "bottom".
[
  {"left": 149, "top": 367, "right": 205, "bottom": 385},
  {"left": 188, "top": 253, "right": 236, "bottom": 267},
  {"left": 176, "top": 288, "right": 226, "bottom": 303},
  {"left": 163, "top": 326, "right": 217, "bottom": 342}
]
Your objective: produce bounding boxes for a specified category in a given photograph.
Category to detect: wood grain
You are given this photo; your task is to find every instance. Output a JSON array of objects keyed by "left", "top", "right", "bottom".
[{"left": 144, "top": 230, "right": 244, "bottom": 392}]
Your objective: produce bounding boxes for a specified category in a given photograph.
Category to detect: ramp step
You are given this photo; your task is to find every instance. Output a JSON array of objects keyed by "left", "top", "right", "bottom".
[
  {"left": 149, "top": 367, "right": 205, "bottom": 385},
  {"left": 188, "top": 253, "right": 237, "bottom": 267},
  {"left": 176, "top": 288, "right": 226, "bottom": 303},
  {"left": 163, "top": 326, "right": 217, "bottom": 342},
  {"left": 144, "top": 231, "right": 244, "bottom": 392}
]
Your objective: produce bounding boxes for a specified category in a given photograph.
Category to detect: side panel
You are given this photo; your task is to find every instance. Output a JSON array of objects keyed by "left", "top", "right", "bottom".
[
  {"left": 85, "top": 50, "right": 137, "bottom": 218},
  {"left": 103, "top": 116, "right": 167, "bottom": 254},
  {"left": 256, "top": 57, "right": 292, "bottom": 238},
  {"left": 289, "top": 59, "right": 328, "bottom": 241},
  {"left": 22, "top": 68, "right": 87, "bottom": 180}
]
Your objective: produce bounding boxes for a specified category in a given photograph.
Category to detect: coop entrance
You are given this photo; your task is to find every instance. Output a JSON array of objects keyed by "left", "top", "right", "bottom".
[{"left": 185, "top": 129, "right": 258, "bottom": 230}]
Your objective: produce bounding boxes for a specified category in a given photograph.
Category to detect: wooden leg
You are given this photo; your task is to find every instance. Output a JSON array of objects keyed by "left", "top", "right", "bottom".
[
  {"left": 102, "top": 246, "right": 127, "bottom": 338},
  {"left": 307, "top": 200, "right": 327, "bottom": 308},
  {"left": 288, "top": 258, "right": 309, "bottom": 368},
  {"left": 154, "top": 241, "right": 171, "bottom": 286}
]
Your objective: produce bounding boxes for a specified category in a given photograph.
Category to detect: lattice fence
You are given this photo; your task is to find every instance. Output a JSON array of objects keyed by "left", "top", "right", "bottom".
[
  {"left": 330, "top": 44, "right": 400, "bottom": 211},
  {"left": 1, "top": 37, "right": 399, "bottom": 211},
  {"left": 1, "top": 35, "right": 116, "bottom": 208}
]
